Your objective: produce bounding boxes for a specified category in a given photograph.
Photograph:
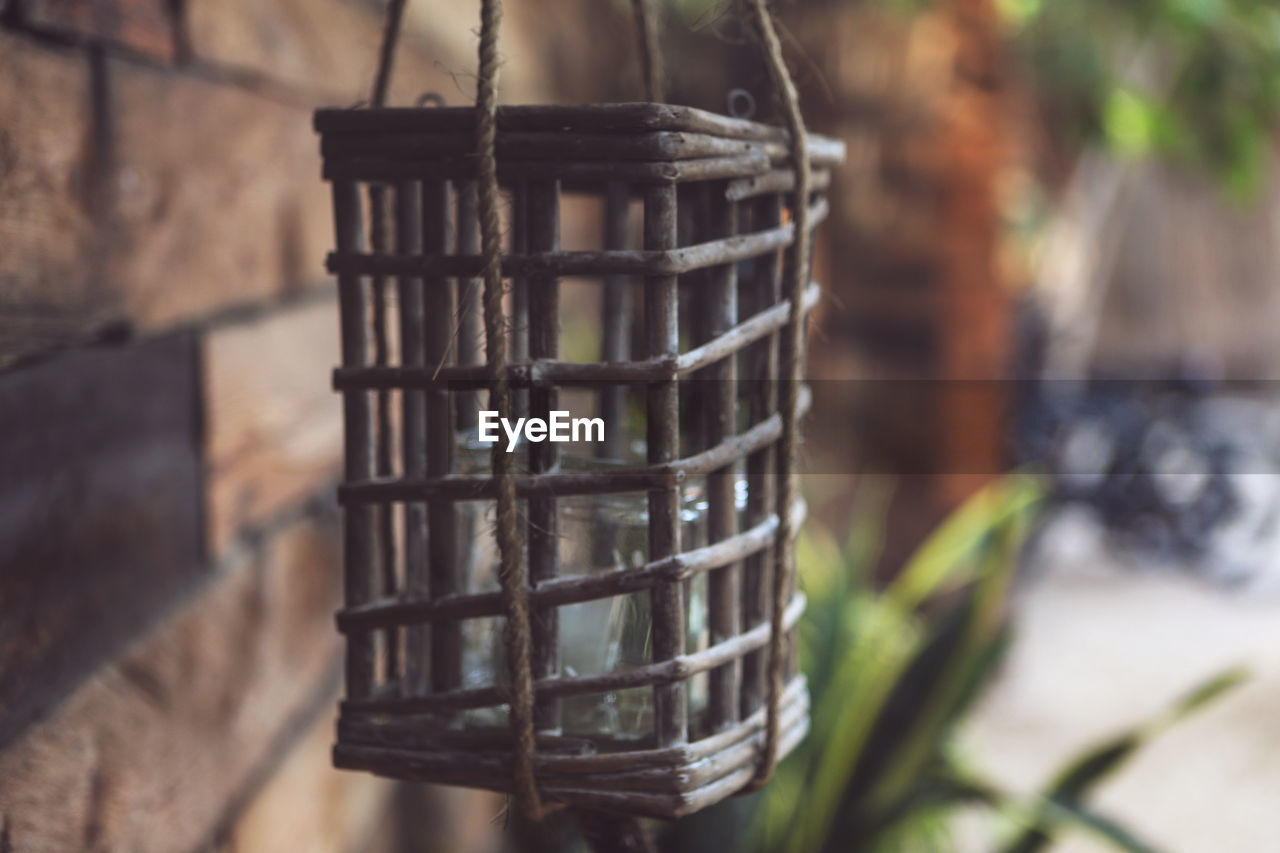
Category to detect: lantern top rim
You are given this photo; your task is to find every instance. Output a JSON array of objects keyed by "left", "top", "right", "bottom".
[{"left": 314, "top": 101, "right": 844, "bottom": 152}]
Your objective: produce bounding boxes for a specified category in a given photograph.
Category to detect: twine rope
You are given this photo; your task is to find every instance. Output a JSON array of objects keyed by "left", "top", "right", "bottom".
[
  {"left": 371, "top": 0, "right": 408, "bottom": 107},
  {"left": 743, "top": 0, "right": 810, "bottom": 786},
  {"left": 475, "top": 0, "right": 544, "bottom": 821},
  {"left": 361, "top": 0, "right": 804, "bottom": 816},
  {"left": 631, "top": 0, "right": 664, "bottom": 102}
]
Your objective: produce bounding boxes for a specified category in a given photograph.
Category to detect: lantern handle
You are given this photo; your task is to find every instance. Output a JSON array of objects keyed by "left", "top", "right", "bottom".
[
  {"left": 360, "top": 0, "right": 812, "bottom": 819},
  {"left": 740, "top": 0, "right": 812, "bottom": 791},
  {"left": 631, "top": 0, "right": 665, "bottom": 102},
  {"left": 369, "top": 0, "right": 408, "bottom": 107},
  {"left": 367, "top": 0, "right": 664, "bottom": 105}
]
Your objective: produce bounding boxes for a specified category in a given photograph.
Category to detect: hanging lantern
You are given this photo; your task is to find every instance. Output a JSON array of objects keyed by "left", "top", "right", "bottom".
[{"left": 315, "top": 100, "right": 842, "bottom": 817}]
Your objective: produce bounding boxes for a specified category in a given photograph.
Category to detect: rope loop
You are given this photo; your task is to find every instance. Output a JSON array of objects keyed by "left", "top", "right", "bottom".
[
  {"left": 361, "top": 0, "right": 810, "bottom": 815},
  {"left": 741, "top": 0, "right": 811, "bottom": 790},
  {"left": 632, "top": 0, "right": 665, "bottom": 102},
  {"left": 475, "top": 0, "right": 544, "bottom": 822},
  {"left": 727, "top": 87, "right": 757, "bottom": 119}
]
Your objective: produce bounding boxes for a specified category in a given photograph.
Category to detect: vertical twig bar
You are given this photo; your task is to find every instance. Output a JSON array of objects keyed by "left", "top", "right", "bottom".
[
  {"left": 599, "top": 182, "right": 632, "bottom": 460},
  {"left": 397, "top": 180, "right": 429, "bottom": 696},
  {"left": 453, "top": 181, "right": 483, "bottom": 635},
  {"left": 510, "top": 182, "right": 530, "bottom": 419},
  {"left": 455, "top": 180, "right": 482, "bottom": 433},
  {"left": 369, "top": 184, "right": 399, "bottom": 683},
  {"left": 333, "top": 179, "right": 376, "bottom": 700},
  {"left": 644, "top": 182, "right": 687, "bottom": 747},
  {"left": 526, "top": 178, "right": 561, "bottom": 731},
  {"left": 781, "top": 193, "right": 807, "bottom": 683},
  {"left": 593, "top": 183, "right": 632, "bottom": 578},
  {"left": 739, "top": 194, "right": 782, "bottom": 718},
  {"left": 423, "top": 180, "right": 461, "bottom": 693},
  {"left": 703, "top": 189, "right": 740, "bottom": 731}
]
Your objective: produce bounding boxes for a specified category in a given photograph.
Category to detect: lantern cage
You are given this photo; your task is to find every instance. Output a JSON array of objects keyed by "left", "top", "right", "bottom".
[{"left": 316, "top": 103, "right": 844, "bottom": 819}]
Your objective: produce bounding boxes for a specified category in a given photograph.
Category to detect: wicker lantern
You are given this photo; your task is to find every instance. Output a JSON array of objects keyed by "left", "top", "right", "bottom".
[{"left": 316, "top": 102, "right": 843, "bottom": 818}]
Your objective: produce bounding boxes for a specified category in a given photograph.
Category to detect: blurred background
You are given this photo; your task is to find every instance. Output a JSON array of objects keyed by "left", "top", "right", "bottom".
[{"left": 3, "top": 0, "right": 1280, "bottom": 850}]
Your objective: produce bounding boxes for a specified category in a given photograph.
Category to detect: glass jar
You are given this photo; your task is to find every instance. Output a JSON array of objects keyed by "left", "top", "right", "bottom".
[{"left": 452, "top": 433, "right": 747, "bottom": 745}]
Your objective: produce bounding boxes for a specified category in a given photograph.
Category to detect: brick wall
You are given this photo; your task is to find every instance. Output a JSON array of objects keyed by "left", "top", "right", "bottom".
[{"left": 0, "top": 2, "right": 627, "bottom": 850}]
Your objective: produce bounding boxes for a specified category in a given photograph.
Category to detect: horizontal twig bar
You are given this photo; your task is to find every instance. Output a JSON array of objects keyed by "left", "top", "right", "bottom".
[
  {"left": 676, "top": 284, "right": 820, "bottom": 376},
  {"left": 326, "top": 198, "right": 829, "bottom": 280},
  {"left": 725, "top": 168, "right": 832, "bottom": 202},
  {"left": 335, "top": 683, "right": 806, "bottom": 795},
  {"left": 322, "top": 131, "right": 844, "bottom": 169},
  {"left": 340, "top": 675, "right": 807, "bottom": 772},
  {"left": 331, "top": 283, "right": 821, "bottom": 391},
  {"left": 323, "top": 130, "right": 766, "bottom": 162},
  {"left": 333, "top": 680, "right": 809, "bottom": 818},
  {"left": 337, "top": 498, "right": 807, "bottom": 630},
  {"left": 340, "top": 593, "right": 804, "bottom": 714},
  {"left": 315, "top": 102, "right": 840, "bottom": 148},
  {"left": 337, "top": 386, "right": 810, "bottom": 503},
  {"left": 323, "top": 153, "right": 774, "bottom": 185}
]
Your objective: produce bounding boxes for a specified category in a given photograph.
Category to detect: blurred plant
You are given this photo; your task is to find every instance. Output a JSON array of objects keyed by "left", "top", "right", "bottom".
[
  {"left": 663, "top": 474, "right": 1247, "bottom": 853},
  {"left": 999, "top": 0, "right": 1280, "bottom": 196}
]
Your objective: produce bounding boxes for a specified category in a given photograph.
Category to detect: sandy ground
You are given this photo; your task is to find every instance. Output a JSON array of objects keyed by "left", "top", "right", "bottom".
[{"left": 956, "top": 514, "right": 1280, "bottom": 852}]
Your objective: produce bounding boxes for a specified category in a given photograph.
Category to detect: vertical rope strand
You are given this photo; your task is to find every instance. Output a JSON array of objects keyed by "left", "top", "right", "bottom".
[
  {"left": 371, "top": 0, "right": 408, "bottom": 107},
  {"left": 631, "top": 0, "right": 664, "bottom": 102},
  {"left": 475, "top": 0, "right": 543, "bottom": 820},
  {"left": 743, "top": 0, "right": 811, "bottom": 786}
]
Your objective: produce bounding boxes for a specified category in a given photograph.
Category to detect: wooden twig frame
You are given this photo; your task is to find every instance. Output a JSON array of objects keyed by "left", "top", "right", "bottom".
[{"left": 316, "top": 102, "right": 843, "bottom": 819}]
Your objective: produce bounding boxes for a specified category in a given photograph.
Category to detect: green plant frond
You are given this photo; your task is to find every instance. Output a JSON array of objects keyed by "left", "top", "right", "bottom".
[
  {"left": 1049, "top": 666, "right": 1248, "bottom": 804},
  {"left": 1158, "top": 665, "right": 1250, "bottom": 721},
  {"left": 885, "top": 473, "right": 1043, "bottom": 615},
  {"left": 843, "top": 478, "right": 895, "bottom": 579},
  {"left": 996, "top": 790, "right": 1160, "bottom": 853},
  {"left": 862, "top": 498, "right": 1035, "bottom": 817},
  {"left": 1000, "top": 666, "right": 1250, "bottom": 853},
  {"left": 796, "top": 524, "right": 847, "bottom": 606},
  {"left": 786, "top": 602, "right": 923, "bottom": 853}
]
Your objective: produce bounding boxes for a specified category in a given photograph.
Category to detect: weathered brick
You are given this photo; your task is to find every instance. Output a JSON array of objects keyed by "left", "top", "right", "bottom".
[
  {"left": 105, "top": 54, "right": 332, "bottom": 330},
  {"left": 203, "top": 296, "right": 343, "bottom": 555},
  {"left": 0, "top": 513, "right": 344, "bottom": 853},
  {"left": 216, "top": 708, "right": 399, "bottom": 853},
  {"left": 0, "top": 333, "right": 203, "bottom": 752},
  {"left": 0, "top": 35, "right": 335, "bottom": 365},
  {"left": 23, "top": 0, "right": 177, "bottom": 60},
  {"left": 0, "top": 32, "right": 111, "bottom": 366}
]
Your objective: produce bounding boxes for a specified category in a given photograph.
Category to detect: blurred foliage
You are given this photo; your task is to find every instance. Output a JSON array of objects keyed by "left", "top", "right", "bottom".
[
  {"left": 663, "top": 474, "right": 1246, "bottom": 853},
  {"left": 1002, "top": 0, "right": 1280, "bottom": 195}
]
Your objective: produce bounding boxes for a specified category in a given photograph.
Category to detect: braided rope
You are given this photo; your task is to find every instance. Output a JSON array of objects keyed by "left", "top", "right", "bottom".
[
  {"left": 631, "top": 0, "right": 664, "bottom": 102},
  {"left": 475, "top": 0, "right": 543, "bottom": 821},
  {"left": 742, "top": 0, "right": 811, "bottom": 787}
]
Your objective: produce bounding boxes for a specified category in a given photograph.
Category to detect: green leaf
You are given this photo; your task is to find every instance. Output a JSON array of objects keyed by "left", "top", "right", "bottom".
[
  {"left": 1000, "top": 667, "right": 1250, "bottom": 853},
  {"left": 1038, "top": 801, "right": 1159, "bottom": 853},
  {"left": 864, "top": 511, "right": 1029, "bottom": 818},
  {"left": 786, "top": 600, "right": 922, "bottom": 853},
  {"left": 1103, "top": 87, "right": 1160, "bottom": 156},
  {"left": 885, "top": 473, "right": 1042, "bottom": 615}
]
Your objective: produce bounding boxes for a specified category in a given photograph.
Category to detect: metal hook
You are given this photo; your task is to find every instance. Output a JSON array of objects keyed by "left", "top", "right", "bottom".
[
  {"left": 416, "top": 92, "right": 447, "bottom": 108},
  {"left": 726, "top": 88, "right": 756, "bottom": 120}
]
